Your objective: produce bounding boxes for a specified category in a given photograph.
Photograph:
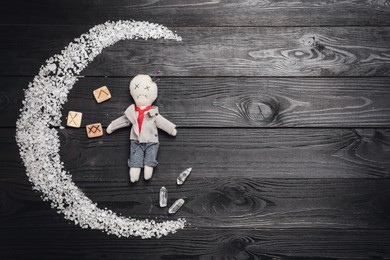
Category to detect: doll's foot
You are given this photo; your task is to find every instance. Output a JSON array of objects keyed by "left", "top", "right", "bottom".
[
  {"left": 106, "top": 123, "right": 113, "bottom": 134},
  {"left": 144, "top": 166, "right": 154, "bottom": 180},
  {"left": 129, "top": 167, "right": 141, "bottom": 183}
]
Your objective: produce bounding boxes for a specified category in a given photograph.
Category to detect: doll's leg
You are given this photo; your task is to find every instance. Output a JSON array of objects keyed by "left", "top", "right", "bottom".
[
  {"left": 144, "top": 166, "right": 154, "bottom": 180},
  {"left": 128, "top": 140, "right": 144, "bottom": 183},
  {"left": 143, "top": 143, "right": 159, "bottom": 180},
  {"left": 129, "top": 168, "right": 141, "bottom": 183}
]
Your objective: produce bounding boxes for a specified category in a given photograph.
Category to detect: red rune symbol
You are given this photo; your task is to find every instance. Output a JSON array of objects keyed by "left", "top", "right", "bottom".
[
  {"left": 88, "top": 125, "right": 101, "bottom": 134},
  {"left": 68, "top": 113, "right": 78, "bottom": 125},
  {"left": 97, "top": 89, "right": 109, "bottom": 99}
]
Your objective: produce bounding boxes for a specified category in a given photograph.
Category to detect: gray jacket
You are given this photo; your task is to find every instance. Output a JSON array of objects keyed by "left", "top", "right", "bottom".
[{"left": 108, "top": 104, "right": 176, "bottom": 143}]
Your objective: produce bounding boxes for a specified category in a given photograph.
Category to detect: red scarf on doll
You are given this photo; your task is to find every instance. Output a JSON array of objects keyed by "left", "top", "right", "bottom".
[{"left": 135, "top": 105, "right": 153, "bottom": 133}]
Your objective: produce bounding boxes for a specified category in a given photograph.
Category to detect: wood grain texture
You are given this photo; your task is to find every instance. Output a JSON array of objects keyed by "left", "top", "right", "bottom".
[
  {"left": 2, "top": 26, "right": 390, "bottom": 76},
  {"left": 63, "top": 77, "right": 390, "bottom": 127},
  {"left": 2, "top": 1, "right": 390, "bottom": 259},
  {"left": 1, "top": 177, "right": 390, "bottom": 230},
  {"left": 1, "top": 227, "right": 389, "bottom": 259},
  {"left": 0, "top": 77, "right": 29, "bottom": 127},
  {"left": 60, "top": 128, "right": 390, "bottom": 179},
  {"left": 1, "top": 128, "right": 389, "bottom": 179},
  {"left": 2, "top": 76, "right": 390, "bottom": 128},
  {"left": 2, "top": 0, "right": 390, "bottom": 27}
]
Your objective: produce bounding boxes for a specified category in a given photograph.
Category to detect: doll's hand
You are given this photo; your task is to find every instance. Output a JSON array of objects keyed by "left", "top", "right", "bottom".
[
  {"left": 106, "top": 123, "right": 113, "bottom": 134},
  {"left": 171, "top": 128, "right": 177, "bottom": 136}
]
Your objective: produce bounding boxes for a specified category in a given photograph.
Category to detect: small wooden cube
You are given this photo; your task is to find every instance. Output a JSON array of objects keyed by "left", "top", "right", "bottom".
[
  {"left": 93, "top": 86, "right": 111, "bottom": 103},
  {"left": 67, "top": 111, "right": 82, "bottom": 128},
  {"left": 86, "top": 123, "right": 103, "bottom": 138}
]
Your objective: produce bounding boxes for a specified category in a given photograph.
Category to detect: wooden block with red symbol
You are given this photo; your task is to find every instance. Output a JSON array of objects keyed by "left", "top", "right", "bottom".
[
  {"left": 86, "top": 123, "right": 103, "bottom": 138},
  {"left": 66, "top": 111, "right": 83, "bottom": 128},
  {"left": 93, "top": 86, "right": 111, "bottom": 103}
]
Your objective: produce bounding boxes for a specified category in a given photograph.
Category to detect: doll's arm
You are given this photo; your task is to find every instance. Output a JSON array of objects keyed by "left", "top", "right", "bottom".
[
  {"left": 106, "top": 115, "right": 131, "bottom": 134},
  {"left": 155, "top": 114, "right": 177, "bottom": 136}
]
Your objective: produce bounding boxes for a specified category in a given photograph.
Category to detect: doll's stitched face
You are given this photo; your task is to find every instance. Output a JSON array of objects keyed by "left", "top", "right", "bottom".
[{"left": 129, "top": 75, "right": 158, "bottom": 107}]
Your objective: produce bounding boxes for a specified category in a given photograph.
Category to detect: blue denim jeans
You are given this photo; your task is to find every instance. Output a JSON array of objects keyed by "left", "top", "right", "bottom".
[{"left": 128, "top": 140, "right": 159, "bottom": 168}]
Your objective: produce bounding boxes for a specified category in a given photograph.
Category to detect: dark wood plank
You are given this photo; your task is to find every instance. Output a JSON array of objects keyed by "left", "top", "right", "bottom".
[
  {"left": 2, "top": 128, "right": 389, "bottom": 179},
  {"left": 3, "top": 76, "right": 390, "bottom": 128},
  {"left": 2, "top": 26, "right": 390, "bottom": 76},
  {"left": 2, "top": 0, "right": 390, "bottom": 27},
  {"left": 1, "top": 177, "right": 390, "bottom": 229},
  {"left": 61, "top": 128, "right": 390, "bottom": 179},
  {"left": 0, "top": 77, "right": 29, "bottom": 127},
  {"left": 63, "top": 77, "right": 390, "bottom": 128},
  {"left": 1, "top": 226, "right": 390, "bottom": 259},
  {"left": 2, "top": 2, "right": 390, "bottom": 259}
]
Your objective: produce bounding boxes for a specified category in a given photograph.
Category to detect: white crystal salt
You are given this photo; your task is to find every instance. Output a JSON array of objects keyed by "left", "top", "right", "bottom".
[{"left": 15, "top": 20, "right": 185, "bottom": 239}]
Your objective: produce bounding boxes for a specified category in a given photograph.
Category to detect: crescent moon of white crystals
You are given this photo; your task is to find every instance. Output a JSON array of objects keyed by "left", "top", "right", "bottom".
[{"left": 15, "top": 21, "right": 185, "bottom": 239}]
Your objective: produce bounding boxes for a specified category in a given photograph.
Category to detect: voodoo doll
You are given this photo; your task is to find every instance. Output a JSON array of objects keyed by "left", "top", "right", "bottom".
[{"left": 107, "top": 75, "right": 177, "bottom": 182}]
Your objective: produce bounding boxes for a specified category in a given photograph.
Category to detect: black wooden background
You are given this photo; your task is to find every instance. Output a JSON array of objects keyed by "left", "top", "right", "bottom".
[{"left": 1, "top": 1, "right": 390, "bottom": 259}]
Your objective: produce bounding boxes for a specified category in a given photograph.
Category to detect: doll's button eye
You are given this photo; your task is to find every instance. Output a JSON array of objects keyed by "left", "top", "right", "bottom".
[
  {"left": 155, "top": 113, "right": 158, "bottom": 116},
  {"left": 135, "top": 84, "right": 139, "bottom": 89},
  {"left": 145, "top": 86, "right": 150, "bottom": 91}
]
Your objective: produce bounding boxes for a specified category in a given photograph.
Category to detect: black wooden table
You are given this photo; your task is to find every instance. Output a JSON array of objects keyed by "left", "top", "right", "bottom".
[{"left": 1, "top": 1, "right": 390, "bottom": 259}]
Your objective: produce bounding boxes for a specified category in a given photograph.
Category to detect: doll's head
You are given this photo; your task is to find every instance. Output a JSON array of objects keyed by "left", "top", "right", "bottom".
[{"left": 129, "top": 75, "right": 158, "bottom": 107}]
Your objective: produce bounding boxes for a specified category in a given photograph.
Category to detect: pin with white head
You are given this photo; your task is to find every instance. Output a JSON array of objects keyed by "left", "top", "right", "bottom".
[{"left": 151, "top": 69, "right": 160, "bottom": 83}]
